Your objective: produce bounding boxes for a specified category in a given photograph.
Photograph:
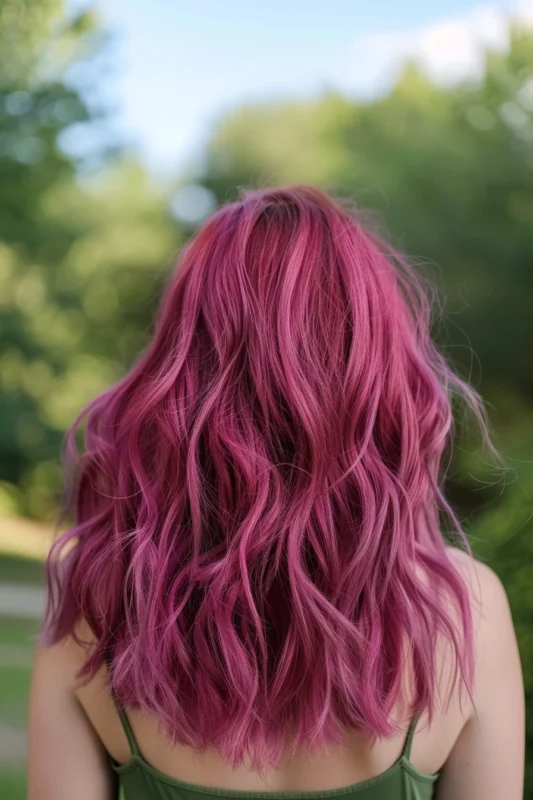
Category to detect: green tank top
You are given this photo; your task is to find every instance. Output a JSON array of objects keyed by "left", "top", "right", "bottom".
[{"left": 107, "top": 698, "right": 439, "bottom": 800}]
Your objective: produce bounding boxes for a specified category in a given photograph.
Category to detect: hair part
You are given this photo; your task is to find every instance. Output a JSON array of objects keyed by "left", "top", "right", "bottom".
[{"left": 42, "top": 185, "right": 494, "bottom": 771}]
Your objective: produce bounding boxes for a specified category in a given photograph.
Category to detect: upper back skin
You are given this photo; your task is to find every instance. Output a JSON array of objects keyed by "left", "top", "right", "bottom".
[{"left": 28, "top": 547, "right": 525, "bottom": 799}]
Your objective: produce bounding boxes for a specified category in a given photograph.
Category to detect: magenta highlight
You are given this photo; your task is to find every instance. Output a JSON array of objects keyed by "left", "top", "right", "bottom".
[{"left": 42, "top": 186, "right": 492, "bottom": 771}]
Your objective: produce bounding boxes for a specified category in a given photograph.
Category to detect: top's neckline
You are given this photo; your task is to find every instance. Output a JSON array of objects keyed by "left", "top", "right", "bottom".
[{"left": 110, "top": 750, "right": 439, "bottom": 798}]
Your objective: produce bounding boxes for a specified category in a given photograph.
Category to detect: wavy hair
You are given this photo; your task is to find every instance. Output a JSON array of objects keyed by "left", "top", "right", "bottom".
[{"left": 42, "top": 185, "right": 492, "bottom": 771}]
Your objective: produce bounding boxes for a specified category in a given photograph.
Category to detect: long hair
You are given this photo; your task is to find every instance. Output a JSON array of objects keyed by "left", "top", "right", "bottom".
[{"left": 42, "top": 185, "right": 491, "bottom": 771}]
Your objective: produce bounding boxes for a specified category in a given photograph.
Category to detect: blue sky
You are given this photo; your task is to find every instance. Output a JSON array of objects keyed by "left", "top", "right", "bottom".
[{"left": 67, "top": 0, "right": 528, "bottom": 175}]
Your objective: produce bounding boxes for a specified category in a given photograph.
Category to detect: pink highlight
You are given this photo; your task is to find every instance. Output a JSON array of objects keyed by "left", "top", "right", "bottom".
[{"left": 42, "top": 186, "right": 491, "bottom": 771}]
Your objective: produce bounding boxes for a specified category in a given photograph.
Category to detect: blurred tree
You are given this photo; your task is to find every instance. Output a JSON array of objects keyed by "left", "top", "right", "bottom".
[{"left": 0, "top": 1, "right": 181, "bottom": 518}]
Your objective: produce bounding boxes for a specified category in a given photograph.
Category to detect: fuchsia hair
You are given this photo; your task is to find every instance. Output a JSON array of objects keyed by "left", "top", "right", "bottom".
[{"left": 42, "top": 186, "right": 491, "bottom": 770}]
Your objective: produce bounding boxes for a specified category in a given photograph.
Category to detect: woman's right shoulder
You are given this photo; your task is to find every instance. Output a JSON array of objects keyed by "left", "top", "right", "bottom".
[
  {"left": 446, "top": 544, "right": 507, "bottom": 593},
  {"left": 445, "top": 545, "right": 523, "bottom": 728},
  {"left": 445, "top": 545, "right": 512, "bottom": 629},
  {"left": 435, "top": 552, "right": 525, "bottom": 799}
]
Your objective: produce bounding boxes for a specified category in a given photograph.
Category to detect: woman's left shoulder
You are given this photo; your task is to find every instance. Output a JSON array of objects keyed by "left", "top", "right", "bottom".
[{"left": 33, "top": 616, "right": 99, "bottom": 689}]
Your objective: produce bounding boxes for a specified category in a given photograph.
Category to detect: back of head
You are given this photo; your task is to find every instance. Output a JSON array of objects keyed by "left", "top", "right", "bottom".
[{"left": 42, "top": 185, "right": 489, "bottom": 771}]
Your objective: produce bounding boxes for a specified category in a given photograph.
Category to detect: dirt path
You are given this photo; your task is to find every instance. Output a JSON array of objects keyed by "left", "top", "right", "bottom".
[
  {"left": 0, "top": 581, "right": 46, "bottom": 768},
  {"left": 0, "top": 583, "right": 45, "bottom": 619}
]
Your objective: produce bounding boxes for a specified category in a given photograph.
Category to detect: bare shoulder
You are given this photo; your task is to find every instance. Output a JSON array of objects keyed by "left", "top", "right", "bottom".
[
  {"left": 28, "top": 620, "right": 115, "bottom": 798},
  {"left": 445, "top": 545, "right": 521, "bottom": 700},
  {"left": 445, "top": 543, "right": 503, "bottom": 587},
  {"left": 434, "top": 548, "right": 525, "bottom": 799},
  {"left": 32, "top": 616, "right": 100, "bottom": 691},
  {"left": 445, "top": 545, "right": 512, "bottom": 631}
]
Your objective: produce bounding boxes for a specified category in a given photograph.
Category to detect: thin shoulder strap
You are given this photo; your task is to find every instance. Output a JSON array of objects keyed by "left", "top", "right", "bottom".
[
  {"left": 401, "top": 714, "right": 420, "bottom": 761},
  {"left": 105, "top": 650, "right": 140, "bottom": 757}
]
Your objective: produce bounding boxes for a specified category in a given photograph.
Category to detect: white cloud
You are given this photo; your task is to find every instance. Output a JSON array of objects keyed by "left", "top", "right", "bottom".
[
  {"left": 515, "top": 0, "right": 533, "bottom": 22},
  {"left": 349, "top": 1, "right": 533, "bottom": 95}
]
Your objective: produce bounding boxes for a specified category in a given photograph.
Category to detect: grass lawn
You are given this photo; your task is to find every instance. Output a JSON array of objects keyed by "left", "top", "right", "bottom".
[
  {"left": 0, "top": 769, "right": 26, "bottom": 800},
  {"left": 0, "top": 615, "right": 40, "bottom": 648}
]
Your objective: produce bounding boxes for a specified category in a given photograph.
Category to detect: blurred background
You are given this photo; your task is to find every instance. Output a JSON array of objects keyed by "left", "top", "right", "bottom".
[{"left": 0, "top": 0, "right": 532, "bottom": 796}]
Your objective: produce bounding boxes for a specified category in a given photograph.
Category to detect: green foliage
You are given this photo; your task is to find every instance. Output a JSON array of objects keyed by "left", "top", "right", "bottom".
[{"left": 0, "top": 1, "right": 181, "bottom": 518}]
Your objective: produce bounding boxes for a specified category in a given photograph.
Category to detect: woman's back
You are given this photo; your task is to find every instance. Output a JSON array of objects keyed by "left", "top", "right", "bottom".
[
  {"left": 29, "top": 547, "right": 523, "bottom": 799},
  {"left": 27, "top": 187, "right": 525, "bottom": 799}
]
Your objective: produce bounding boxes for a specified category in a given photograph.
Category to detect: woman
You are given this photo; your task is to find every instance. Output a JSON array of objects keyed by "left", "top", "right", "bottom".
[{"left": 28, "top": 186, "right": 524, "bottom": 799}]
